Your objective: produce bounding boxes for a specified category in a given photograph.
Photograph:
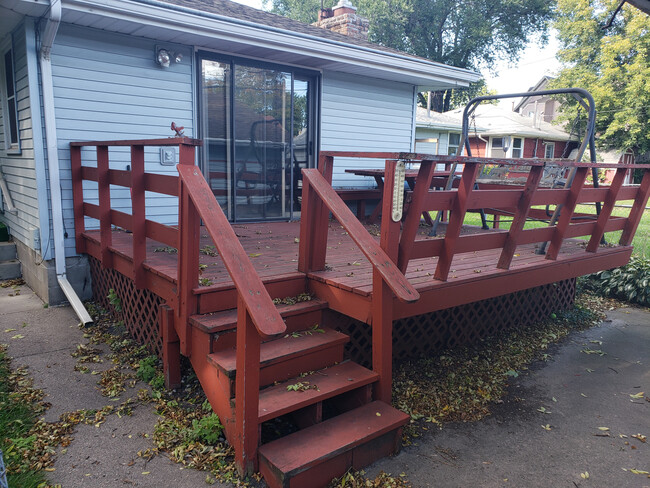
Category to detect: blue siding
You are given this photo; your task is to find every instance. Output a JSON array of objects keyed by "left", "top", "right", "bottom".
[
  {"left": 321, "top": 72, "right": 416, "bottom": 188},
  {"left": 0, "top": 25, "right": 41, "bottom": 249},
  {"left": 50, "top": 24, "right": 194, "bottom": 257}
]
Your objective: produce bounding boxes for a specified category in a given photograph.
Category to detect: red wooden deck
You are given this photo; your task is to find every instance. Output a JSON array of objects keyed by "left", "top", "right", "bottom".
[
  {"left": 70, "top": 139, "right": 650, "bottom": 486},
  {"left": 82, "top": 219, "right": 632, "bottom": 324}
]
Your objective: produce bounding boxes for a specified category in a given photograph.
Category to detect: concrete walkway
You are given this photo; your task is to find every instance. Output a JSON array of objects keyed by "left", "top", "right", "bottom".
[
  {"left": 1, "top": 282, "right": 648, "bottom": 487},
  {"left": 370, "top": 307, "right": 650, "bottom": 488}
]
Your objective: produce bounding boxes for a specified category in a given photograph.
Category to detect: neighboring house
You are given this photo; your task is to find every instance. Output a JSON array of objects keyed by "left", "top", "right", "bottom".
[
  {"left": 0, "top": 0, "right": 479, "bottom": 304},
  {"left": 513, "top": 76, "right": 561, "bottom": 124},
  {"left": 415, "top": 105, "right": 578, "bottom": 160}
]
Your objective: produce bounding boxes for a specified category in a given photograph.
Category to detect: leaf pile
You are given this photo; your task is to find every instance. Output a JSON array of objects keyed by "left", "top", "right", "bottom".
[
  {"left": 327, "top": 469, "right": 411, "bottom": 487},
  {"left": 393, "top": 294, "right": 606, "bottom": 437}
]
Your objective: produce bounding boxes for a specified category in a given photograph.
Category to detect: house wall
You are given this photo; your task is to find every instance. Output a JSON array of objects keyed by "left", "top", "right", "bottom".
[
  {"left": 50, "top": 23, "right": 194, "bottom": 258},
  {"left": 0, "top": 25, "right": 41, "bottom": 252},
  {"left": 321, "top": 71, "right": 415, "bottom": 188},
  {"left": 414, "top": 128, "right": 450, "bottom": 155}
]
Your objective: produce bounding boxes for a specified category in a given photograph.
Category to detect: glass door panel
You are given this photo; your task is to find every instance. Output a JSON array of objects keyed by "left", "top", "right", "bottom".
[{"left": 201, "top": 60, "right": 232, "bottom": 218}]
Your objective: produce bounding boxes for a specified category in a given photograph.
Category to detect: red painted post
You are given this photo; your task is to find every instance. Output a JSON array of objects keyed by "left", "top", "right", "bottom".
[
  {"left": 298, "top": 177, "right": 316, "bottom": 272},
  {"left": 586, "top": 167, "right": 627, "bottom": 252},
  {"left": 620, "top": 169, "right": 650, "bottom": 246},
  {"left": 159, "top": 304, "right": 181, "bottom": 389},
  {"left": 234, "top": 295, "right": 261, "bottom": 476},
  {"left": 97, "top": 145, "right": 113, "bottom": 269},
  {"left": 372, "top": 270, "right": 393, "bottom": 404},
  {"left": 70, "top": 144, "right": 86, "bottom": 254},
  {"left": 131, "top": 145, "right": 146, "bottom": 288},
  {"left": 434, "top": 162, "right": 480, "bottom": 280},
  {"left": 311, "top": 155, "right": 334, "bottom": 270},
  {"left": 546, "top": 167, "right": 589, "bottom": 260},
  {"left": 380, "top": 160, "right": 401, "bottom": 262},
  {"left": 497, "top": 165, "right": 543, "bottom": 269}
]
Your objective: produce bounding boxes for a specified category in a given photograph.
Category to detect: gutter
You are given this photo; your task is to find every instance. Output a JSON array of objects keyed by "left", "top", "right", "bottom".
[{"left": 39, "top": 0, "right": 93, "bottom": 325}]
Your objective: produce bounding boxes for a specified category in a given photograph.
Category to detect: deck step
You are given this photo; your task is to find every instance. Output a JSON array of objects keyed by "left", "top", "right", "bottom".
[
  {"left": 190, "top": 299, "right": 327, "bottom": 335},
  {"left": 207, "top": 327, "right": 348, "bottom": 388},
  {"left": 258, "top": 361, "right": 378, "bottom": 423},
  {"left": 259, "top": 401, "right": 409, "bottom": 488}
]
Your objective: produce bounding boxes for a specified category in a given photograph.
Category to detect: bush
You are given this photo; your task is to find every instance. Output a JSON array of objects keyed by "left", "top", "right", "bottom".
[{"left": 584, "top": 256, "right": 650, "bottom": 306}]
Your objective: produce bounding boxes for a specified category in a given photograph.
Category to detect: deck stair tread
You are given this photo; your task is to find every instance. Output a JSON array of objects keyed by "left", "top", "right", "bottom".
[
  {"left": 190, "top": 299, "right": 327, "bottom": 334},
  {"left": 257, "top": 361, "right": 378, "bottom": 423},
  {"left": 207, "top": 327, "right": 348, "bottom": 379},
  {"left": 258, "top": 401, "right": 409, "bottom": 481}
]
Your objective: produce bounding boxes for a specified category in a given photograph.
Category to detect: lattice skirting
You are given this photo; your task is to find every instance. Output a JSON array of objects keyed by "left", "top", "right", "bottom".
[
  {"left": 332, "top": 278, "right": 577, "bottom": 368},
  {"left": 88, "top": 256, "right": 163, "bottom": 356}
]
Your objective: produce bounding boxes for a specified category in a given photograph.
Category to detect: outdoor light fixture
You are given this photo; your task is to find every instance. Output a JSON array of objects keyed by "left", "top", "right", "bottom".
[{"left": 155, "top": 47, "right": 182, "bottom": 68}]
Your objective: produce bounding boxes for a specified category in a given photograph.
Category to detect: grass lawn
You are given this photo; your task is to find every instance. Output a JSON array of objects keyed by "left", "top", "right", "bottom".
[
  {"left": 0, "top": 346, "right": 47, "bottom": 487},
  {"left": 458, "top": 200, "right": 650, "bottom": 258}
]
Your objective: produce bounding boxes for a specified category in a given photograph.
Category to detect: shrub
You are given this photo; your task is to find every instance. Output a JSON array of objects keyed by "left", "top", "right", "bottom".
[{"left": 584, "top": 256, "right": 650, "bottom": 306}]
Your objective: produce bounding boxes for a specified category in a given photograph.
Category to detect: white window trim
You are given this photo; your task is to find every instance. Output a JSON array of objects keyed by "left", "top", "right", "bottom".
[
  {"left": 489, "top": 136, "right": 524, "bottom": 158},
  {"left": 545, "top": 142, "right": 555, "bottom": 159},
  {"left": 0, "top": 35, "right": 21, "bottom": 155},
  {"left": 447, "top": 132, "right": 460, "bottom": 156}
]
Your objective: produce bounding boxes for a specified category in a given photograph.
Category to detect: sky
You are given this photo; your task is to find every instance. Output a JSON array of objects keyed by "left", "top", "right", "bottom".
[{"left": 230, "top": 0, "right": 562, "bottom": 98}]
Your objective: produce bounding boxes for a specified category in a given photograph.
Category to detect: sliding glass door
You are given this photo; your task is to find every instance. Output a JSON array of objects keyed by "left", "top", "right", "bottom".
[{"left": 200, "top": 55, "right": 318, "bottom": 221}]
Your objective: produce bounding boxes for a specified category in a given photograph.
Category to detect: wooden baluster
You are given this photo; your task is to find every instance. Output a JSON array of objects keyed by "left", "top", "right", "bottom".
[
  {"left": 398, "top": 160, "right": 435, "bottom": 273},
  {"left": 176, "top": 170, "right": 200, "bottom": 356},
  {"left": 545, "top": 167, "right": 589, "bottom": 260},
  {"left": 586, "top": 167, "right": 627, "bottom": 252},
  {"left": 131, "top": 144, "right": 146, "bottom": 288},
  {"left": 434, "top": 162, "right": 479, "bottom": 281},
  {"left": 298, "top": 176, "right": 317, "bottom": 272},
  {"left": 234, "top": 295, "right": 261, "bottom": 476},
  {"left": 497, "top": 165, "right": 543, "bottom": 269},
  {"left": 70, "top": 144, "right": 86, "bottom": 254},
  {"left": 620, "top": 169, "right": 650, "bottom": 246},
  {"left": 97, "top": 145, "right": 113, "bottom": 269}
]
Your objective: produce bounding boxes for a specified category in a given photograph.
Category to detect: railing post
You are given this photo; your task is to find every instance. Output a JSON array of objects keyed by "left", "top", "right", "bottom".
[
  {"left": 176, "top": 152, "right": 200, "bottom": 356},
  {"left": 234, "top": 295, "right": 260, "bottom": 476},
  {"left": 97, "top": 145, "right": 113, "bottom": 268},
  {"left": 307, "top": 155, "right": 334, "bottom": 271},
  {"left": 619, "top": 169, "right": 650, "bottom": 246},
  {"left": 70, "top": 144, "right": 86, "bottom": 254},
  {"left": 298, "top": 176, "right": 318, "bottom": 272},
  {"left": 586, "top": 167, "right": 627, "bottom": 252},
  {"left": 131, "top": 144, "right": 146, "bottom": 287}
]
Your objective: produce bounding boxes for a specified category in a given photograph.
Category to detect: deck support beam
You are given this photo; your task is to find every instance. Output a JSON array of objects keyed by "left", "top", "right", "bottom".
[{"left": 159, "top": 304, "right": 181, "bottom": 389}]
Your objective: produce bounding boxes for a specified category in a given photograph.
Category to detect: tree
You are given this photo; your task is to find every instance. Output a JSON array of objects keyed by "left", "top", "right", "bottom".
[
  {"left": 263, "top": 0, "right": 553, "bottom": 111},
  {"left": 552, "top": 0, "right": 650, "bottom": 153}
]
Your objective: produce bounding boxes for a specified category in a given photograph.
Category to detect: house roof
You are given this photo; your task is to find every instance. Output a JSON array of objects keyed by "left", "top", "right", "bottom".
[
  {"left": 513, "top": 76, "right": 554, "bottom": 113},
  {"left": 2, "top": 0, "right": 480, "bottom": 90},
  {"left": 416, "top": 105, "right": 574, "bottom": 141}
]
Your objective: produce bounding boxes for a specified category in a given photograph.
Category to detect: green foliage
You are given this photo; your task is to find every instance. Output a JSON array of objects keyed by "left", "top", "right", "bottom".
[
  {"left": 187, "top": 413, "right": 224, "bottom": 445},
  {"left": 136, "top": 355, "right": 159, "bottom": 383},
  {"left": 584, "top": 256, "right": 650, "bottom": 306},
  {"left": 265, "top": 0, "right": 553, "bottom": 111},
  {"left": 107, "top": 288, "right": 122, "bottom": 312},
  {"left": 552, "top": 0, "right": 650, "bottom": 152}
]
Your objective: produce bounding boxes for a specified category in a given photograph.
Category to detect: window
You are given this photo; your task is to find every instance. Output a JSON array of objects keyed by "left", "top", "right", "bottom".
[
  {"left": 545, "top": 142, "right": 555, "bottom": 159},
  {"left": 512, "top": 138, "right": 523, "bottom": 158},
  {"left": 2, "top": 47, "right": 20, "bottom": 152},
  {"left": 448, "top": 133, "right": 460, "bottom": 155},
  {"left": 415, "top": 138, "right": 438, "bottom": 155}
]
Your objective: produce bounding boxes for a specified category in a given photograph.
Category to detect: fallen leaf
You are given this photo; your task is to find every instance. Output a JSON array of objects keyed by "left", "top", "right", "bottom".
[
  {"left": 629, "top": 392, "right": 644, "bottom": 399},
  {"left": 141, "top": 471, "right": 150, "bottom": 475},
  {"left": 376, "top": 412, "right": 382, "bottom": 416},
  {"left": 631, "top": 434, "right": 647, "bottom": 443},
  {"left": 248, "top": 253, "right": 262, "bottom": 258},
  {"left": 11, "top": 334, "right": 25, "bottom": 339},
  {"left": 580, "top": 472, "right": 589, "bottom": 479},
  {"left": 630, "top": 469, "right": 649, "bottom": 475},
  {"left": 598, "top": 427, "right": 610, "bottom": 431},
  {"left": 542, "top": 424, "right": 552, "bottom": 431},
  {"left": 4, "top": 328, "right": 16, "bottom": 332},
  {"left": 586, "top": 368, "right": 594, "bottom": 373},
  {"left": 581, "top": 393, "right": 588, "bottom": 397}
]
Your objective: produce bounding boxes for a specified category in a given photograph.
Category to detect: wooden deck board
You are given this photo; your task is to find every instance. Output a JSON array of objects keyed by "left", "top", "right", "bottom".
[{"left": 82, "top": 219, "right": 630, "bottom": 319}]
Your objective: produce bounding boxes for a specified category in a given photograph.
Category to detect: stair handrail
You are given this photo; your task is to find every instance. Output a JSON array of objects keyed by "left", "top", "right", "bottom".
[
  {"left": 299, "top": 168, "right": 419, "bottom": 303},
  {"left": 176, "top": 164, "right": 286, "bottom": 340}
]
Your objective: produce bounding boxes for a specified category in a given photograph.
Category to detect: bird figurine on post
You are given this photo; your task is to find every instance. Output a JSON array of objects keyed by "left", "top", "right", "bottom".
[{"left": 171, "top": 121, "right": 185, "bottom": 137}]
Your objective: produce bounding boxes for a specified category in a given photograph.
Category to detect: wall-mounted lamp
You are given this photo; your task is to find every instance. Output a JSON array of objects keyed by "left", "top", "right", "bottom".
[{"left": 155, "top": 47, "right": 183, "bottom": 68}]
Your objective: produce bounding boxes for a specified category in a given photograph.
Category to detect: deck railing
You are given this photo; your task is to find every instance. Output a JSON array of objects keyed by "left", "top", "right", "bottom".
[
  {"left": 313, "top": 151, "right": 650, "bottom": 279},
  {"left": 71, "top": 138, "right": 286, "bottom": 474},
  {"left": 299, "top": 155, "right": 420, "bottom": 402}
]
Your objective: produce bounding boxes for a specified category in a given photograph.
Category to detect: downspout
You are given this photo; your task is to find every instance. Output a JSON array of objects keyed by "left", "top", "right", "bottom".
[{"left": 40, "top": 0, "right": 93, "bottom": 325}]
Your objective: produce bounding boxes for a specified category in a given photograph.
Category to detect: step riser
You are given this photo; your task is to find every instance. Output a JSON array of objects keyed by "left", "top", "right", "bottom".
[
  {"left": 259, "top": 428, "right": 404, "bottom": 488},
  {"left": 208, "top": 309, "right": 324, "bottom": 354},
  {"left": 0, "top": 261, "right": 21, "bottom": 280},
  {"left": 0, "top": 242, "right": 16, "bottom": 261},
  {"left": 224, "top": 344, "right": 345, "bottom": 397},
  {"left": 196, "top": 276, "right": 307, "bottom": 314}
]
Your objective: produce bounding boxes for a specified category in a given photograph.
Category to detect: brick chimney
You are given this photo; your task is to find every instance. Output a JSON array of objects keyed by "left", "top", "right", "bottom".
[{"left": 313, "top": 0, "right": 369, "bottom": 40}]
